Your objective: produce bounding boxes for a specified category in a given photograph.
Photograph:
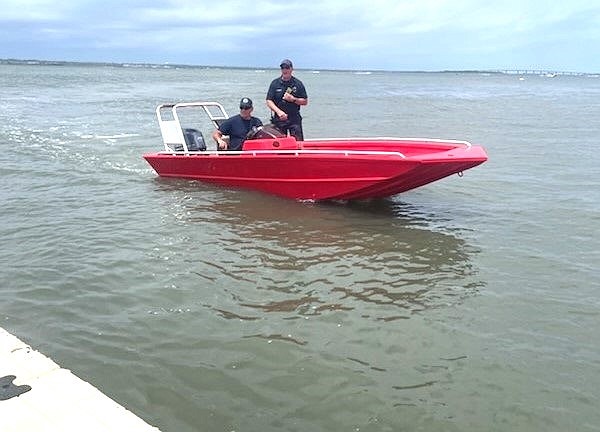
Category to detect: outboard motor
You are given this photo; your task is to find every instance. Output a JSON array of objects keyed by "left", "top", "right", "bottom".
[{"left": 182, "top": 128, "right": 206, "bottom": 151}]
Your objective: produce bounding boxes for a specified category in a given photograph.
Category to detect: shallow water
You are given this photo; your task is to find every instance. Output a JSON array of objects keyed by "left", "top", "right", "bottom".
[{"left": 1, "top": 63, "right": 599, "bottom": 431}]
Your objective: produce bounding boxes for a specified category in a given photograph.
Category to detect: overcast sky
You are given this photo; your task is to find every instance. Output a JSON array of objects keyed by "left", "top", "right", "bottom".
[{"left": 1, "top": 0, "right": 599, "bottom": 72}]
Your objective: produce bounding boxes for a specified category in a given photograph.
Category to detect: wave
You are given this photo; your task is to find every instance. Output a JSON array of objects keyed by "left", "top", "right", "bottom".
[{"left": 91, "top": 133, "right": 141, "bottom": 140}]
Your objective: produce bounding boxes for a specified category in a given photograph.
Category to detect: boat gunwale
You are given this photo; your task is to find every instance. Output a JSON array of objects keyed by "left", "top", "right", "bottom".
[
  {"left": 145, "top": 138, "right": 477, "bottom": 158},
  {"left": 302, "top": 137, "right": 473, "bottom": 148},
  {"left": 148, "top": 149, "right": 408, "bottom": 158}
]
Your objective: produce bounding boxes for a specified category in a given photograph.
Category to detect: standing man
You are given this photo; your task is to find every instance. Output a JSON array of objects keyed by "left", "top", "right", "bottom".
[
  {"left": 212, "top": 97, "right": 263, "bottom": 151},
  {"left": 266, "top": 59, "right": 308, "bottom": 141}
]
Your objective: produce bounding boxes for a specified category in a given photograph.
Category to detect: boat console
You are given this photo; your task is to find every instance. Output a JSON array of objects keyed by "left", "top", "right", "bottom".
[
  {"left": 241, "top": 124, "right": 300, "bottom": 150},
  {"left": 242, "top": 135, "right": 301, "bottom": 151}
]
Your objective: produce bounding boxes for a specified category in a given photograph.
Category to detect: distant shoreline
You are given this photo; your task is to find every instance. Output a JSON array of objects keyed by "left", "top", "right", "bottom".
[{"left": 0, "top": 58, "right": 595, "bottom": 76}]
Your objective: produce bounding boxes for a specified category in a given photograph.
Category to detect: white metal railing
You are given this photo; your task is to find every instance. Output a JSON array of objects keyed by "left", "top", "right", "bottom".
[
  {"left": 156, "top": 102, "right": 229, "bottom": 153},
  {"left": 304, "top": 137, "right": 472, "bottom": 148},
  {"left": 157, "top": 149, "right": 407, "bottom": 158}
]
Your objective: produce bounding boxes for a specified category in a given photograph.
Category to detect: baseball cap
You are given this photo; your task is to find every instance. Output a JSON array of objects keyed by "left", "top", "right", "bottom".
[
  {"left": 280, "top": 59, "right": 293, "bottom": 68},
  {"left": 239, "top": 97, "right": 253, "bottom": 109}
]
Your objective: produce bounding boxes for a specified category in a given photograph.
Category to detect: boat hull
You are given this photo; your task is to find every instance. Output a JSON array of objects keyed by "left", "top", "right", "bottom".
[{"left": 143, "top": 138, "right": 487, "bottom": 201}]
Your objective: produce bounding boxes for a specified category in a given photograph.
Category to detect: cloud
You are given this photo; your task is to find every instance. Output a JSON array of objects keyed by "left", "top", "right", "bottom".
[{"left": 1, "top": 0, "right": 599, "bottom": 71}]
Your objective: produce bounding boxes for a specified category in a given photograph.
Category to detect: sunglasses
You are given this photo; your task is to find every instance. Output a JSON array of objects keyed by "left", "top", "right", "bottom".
[
  {"left": 240, "top": 106, "right": 252, "bottom": 110},
  {"left": 280, "top": 65, "right": 291, "bottom": 70}
]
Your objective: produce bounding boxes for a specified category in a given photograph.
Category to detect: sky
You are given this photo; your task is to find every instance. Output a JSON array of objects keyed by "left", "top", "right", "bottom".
[{"left": 1, "top": 0, "right": 599, "bottom": 72}]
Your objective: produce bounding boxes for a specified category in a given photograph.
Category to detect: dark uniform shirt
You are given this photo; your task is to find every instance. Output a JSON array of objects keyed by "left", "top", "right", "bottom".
[
  {"left": 218, "top": 114, "right": 263, "bottom": 151},
  {"left": 266, "top": 76, "right": 308, "bottom": 120}
]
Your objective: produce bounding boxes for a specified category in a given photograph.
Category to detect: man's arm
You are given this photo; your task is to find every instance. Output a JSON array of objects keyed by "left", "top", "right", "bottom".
[
  {"left": 266, "top": 99, "right": 287, "bottom": 121},
  {"left": 282, "top": 93, "right": 307, "bottom": 106},
  {"left": 211, "top": 129, "right": 228, "bottom": 150}
]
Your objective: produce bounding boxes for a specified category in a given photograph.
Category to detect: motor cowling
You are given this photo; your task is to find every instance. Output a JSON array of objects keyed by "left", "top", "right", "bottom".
[{"left": 182, "top": 128, "right": 207, "bottom": 151}]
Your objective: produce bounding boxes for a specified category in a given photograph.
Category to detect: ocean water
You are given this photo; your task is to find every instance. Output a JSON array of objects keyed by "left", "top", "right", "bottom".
[{"left": 1, "top": 62, "right": 599, "bottom": 432}]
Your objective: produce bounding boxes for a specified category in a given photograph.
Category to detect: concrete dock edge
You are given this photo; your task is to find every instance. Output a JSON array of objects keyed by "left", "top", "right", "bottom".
[{"left": 0, "top": 327, "right": 160, "bottom": 431}]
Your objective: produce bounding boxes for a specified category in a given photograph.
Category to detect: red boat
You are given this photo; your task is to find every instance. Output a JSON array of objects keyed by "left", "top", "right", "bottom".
[{"left": 143, "top": 102, "right": 488, "bottom": 201}]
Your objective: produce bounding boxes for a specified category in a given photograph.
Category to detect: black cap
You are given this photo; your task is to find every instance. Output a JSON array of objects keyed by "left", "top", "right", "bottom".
[
  {"left": 239, "top": 97, "right": 253, "bottom": 109},
  {"left": 280, "top": 59, "right": 293, "bottom": 68}
]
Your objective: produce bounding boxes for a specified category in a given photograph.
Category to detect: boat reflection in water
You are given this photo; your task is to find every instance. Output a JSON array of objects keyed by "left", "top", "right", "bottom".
[{"left": 151, "top": 178, "right": 484, "bottom": 326}]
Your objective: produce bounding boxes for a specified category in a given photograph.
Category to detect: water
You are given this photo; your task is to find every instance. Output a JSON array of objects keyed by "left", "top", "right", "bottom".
[{"left": 1, "top": 63, "right": 599, "bottom": 431}]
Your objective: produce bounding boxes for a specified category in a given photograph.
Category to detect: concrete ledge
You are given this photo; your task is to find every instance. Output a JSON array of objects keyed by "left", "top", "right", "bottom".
[{"left": 0, "top": 327, "right": 160, "bottom": 431}]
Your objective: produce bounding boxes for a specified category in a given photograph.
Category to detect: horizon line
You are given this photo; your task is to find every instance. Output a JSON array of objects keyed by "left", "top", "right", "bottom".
[{"left": 0, "top": 58, "right": 596, "bottom": 76}]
